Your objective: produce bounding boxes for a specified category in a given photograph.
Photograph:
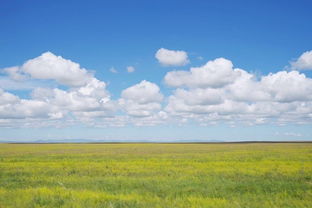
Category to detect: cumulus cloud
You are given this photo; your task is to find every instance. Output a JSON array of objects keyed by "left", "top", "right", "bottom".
[
  {"left": 165, "top": 57, "right": 312, "bottom": 125},
  {"left": 291, "top": 50, "right": 312, "bottom": 70},
  {"left": 0, "top": 89, "right": 58, "bottom": 119},
  {"left": 0, "top": 77, "right": 52, "bottom": 90},
  {"left": 1, "top": 51, "right": 312, "bottom": 128},
  {"left": 173, "top": 88, "right": 223, "bottom": 106},
  {"left": 0, "top": 52, "right": 118, "bottom": 127},
  {"left": 164, "top": 58, "right": 241, "bottom": 88},
  {"left": 121, "top": 80, "right": 163, "bottom": 104},
  {"left": 1, "top": 52, "right": 95, "bottom": 87},
  {"left": 32, "top": 78, "right": 114, "bottom": 114},
  {"left": 21, "top": 52, "right": 94, "bottom": 86},
  {"left": 155, "top": 48, "right": 189, "bottom": 66},
  {"left": 0, "top": 89, "right": 19, "bottom": 105},
  {"left": 260, "top": 71, "right": 312, "bottom": 102},
  {"left": 119, "top": 80, "right": 164, "bottom": 117},
  {"left": 0, "top": 78, "right": 115, "bottom": 122},
  {"left": 3, "top": 66, "right": 28, "bottom": 81},
  {"left": 127, "top": 66, "right": 135, "bottom": 73}
]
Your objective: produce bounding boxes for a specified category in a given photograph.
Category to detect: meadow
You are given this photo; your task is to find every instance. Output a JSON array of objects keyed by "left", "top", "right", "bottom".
[{"left": 0, "top": 143, "right": 311, "bottom": 208}]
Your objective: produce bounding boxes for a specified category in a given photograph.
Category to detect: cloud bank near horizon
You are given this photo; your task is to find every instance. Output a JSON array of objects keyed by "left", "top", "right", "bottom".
[{"left": 1, "top": 49, "right": 312, "bottom": 128}]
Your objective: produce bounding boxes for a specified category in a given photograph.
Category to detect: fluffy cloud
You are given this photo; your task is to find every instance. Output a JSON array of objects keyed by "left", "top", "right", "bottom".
[
  {"left": 291, "top": 50, "right": 312, "bottom": 70},
  {"left": 227, "top": 70, "right": 312, "bottom": 103},
  {"left": 165, "top": 57, "right": 312, "bottom": 125},
  {"left": 119, "top": 80, "right": 164, "bottom": 117},
  {"left": 0, "top": 89, "right": 58, "bottom": 120},
  {"left": 0, "top": 52, "right": 117, "bottom": 126},
  {"left": 1, "top": 51, "right": 312, "bottom": 128},
  {"left": 6, "top": 52, "right": 94, "bottom": 87},
  {"left": 22, "top": 52, "right": 94, "bottom": 86},
  {"left": 0, "top": 89, "right": 19, "bottom": 105},
  {"left": 121, "top": 80, "right": 163, "bottom": 104},
  {"left": 3, "top": 66, "right": 28, "bottom": 81},
  {"left": 155, "top": 48, "right": 189, "bottom": 66},
  {"left": 260, "top": 71, "right": 312, "bottom": 102},
  {"left": 0, "top": 78, "right": 114, "bottom": 123},
  {"left": 173, "top": 88, "right": 223, "bottom": 106},
  {"left": 32, "top": 78, "right": 114, "bottom": 114},
  {"left": 164, "top": 58, "right": 241, "bottom": 88}
]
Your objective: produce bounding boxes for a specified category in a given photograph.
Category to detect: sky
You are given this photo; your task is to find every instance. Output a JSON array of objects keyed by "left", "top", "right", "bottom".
[{"left": 0, "top": 0, "right": 312, "bottom": 142}]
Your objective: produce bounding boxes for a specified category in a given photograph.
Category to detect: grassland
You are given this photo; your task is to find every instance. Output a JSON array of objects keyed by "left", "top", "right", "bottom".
[{"left": 0, "top": 143, "right": 311, "bottom": 208}]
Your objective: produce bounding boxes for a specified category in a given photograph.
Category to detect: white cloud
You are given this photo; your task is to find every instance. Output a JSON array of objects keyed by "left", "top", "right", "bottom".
[
  {"left": 165, "top": 57, "right": 312, "bottom": 125},
  {"left": 164, "top": 58, "right": 241, "bottom": 88},
  {"left": 119, "top": 99, "right": 162, "bottom": 117},
  {"left": 0, "top": 82, "right": 114, "bottom": 121},
  {"left": 0, "top": 89, "right": 19, "bottom": 105},
  {"left": 260, "top": 71, "right": 312, "bottom": 102},
  {"left": 0, "top": 52, "right": 118, "bottom": 126},
  {"left": 226, "top": 70, "right": 271, "bottom": 102},
  {"left": 0, "top": 89, "right": 58, "bottom": 119},
  {"left": 121, "top": 80, "right": 163, "bottom": 104},
  {"left": 119, "top": 80, "right": 163, "bottom": 117},
  {"left": 0, "top": 77, "right": 52, "bottom": 91},
  {"left": 155, "top": 48, "right": 189, "bottom": 66},
  {"left": 227, "top": 70, "right": 312, "bottom": 103},
  {"left": 291, "top": 50, "right": 312, "bottom": 70},
  {"left": 32, "top": 79, "right": 113, "bottom": 113},
  {"left": 21, "top": 52, "right": 93, "bottom": 86},
  {"left": 173, "top": 88, "right": 223, "bottom": 106},
  {"left": 1, "top": 51, "right": 312, "bottom": 128},
  {"left": 127, "top": 66, "right": 135, "bottom": 73},
  {"left": 3, "top": 66, "right": 28, "bottom": 81},
  {"left": 129, "top": 111, "right": 169, "bottom": 126}
]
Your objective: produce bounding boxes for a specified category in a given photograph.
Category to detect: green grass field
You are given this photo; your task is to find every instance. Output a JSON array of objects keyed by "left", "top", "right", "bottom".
[{"left": 0, "top": 143, "right": 311, "bottom": 208}]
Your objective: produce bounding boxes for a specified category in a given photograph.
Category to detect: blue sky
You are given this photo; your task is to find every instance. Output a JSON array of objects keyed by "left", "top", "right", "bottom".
[{"left": 0, "top": 0, "right": 312, "bottom": 141}]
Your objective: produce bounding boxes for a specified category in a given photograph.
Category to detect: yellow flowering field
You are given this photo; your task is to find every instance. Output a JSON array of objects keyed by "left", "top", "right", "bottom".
[{"left": 0, "top": 143, "right": 311, "bottom": 207}]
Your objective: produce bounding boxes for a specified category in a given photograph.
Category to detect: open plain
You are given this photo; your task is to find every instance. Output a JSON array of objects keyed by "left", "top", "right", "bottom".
[{"left": 0, "top": 143, "right": 311, "bottom": 208}]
